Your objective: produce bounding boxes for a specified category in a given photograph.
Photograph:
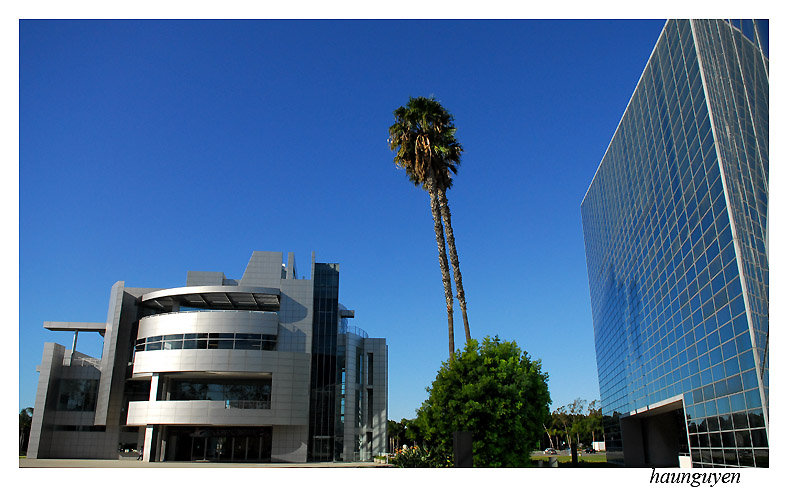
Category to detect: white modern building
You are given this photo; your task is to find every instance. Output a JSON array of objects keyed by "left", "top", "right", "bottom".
[{"left": 27, "top": 251, "right": 388, "bottom": 463}]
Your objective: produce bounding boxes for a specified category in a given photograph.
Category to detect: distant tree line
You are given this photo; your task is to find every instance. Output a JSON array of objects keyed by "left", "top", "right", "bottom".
[{"left": 542, "top": 398, "right": 602, "bottom": 450}]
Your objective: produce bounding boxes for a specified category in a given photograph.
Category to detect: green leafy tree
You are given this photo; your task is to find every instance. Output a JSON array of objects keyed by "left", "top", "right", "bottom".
[
  {"left": 388, "top": 96, "right": 470, "bottom": 359},
  {"left": 404, "top": 417, "right": 425, "bottom": 446},
  {"left": 549, "top": 399, "right": 602, "bottom": 448},
  {"left": 586, "top": 400, "right": 603, "bottom": 446},
  {"left": 542, "top": 421, "right": 560, "bottom": 450},
  {"left": 569, "top": 397, "right": 587, "bottom": 447},
  {"left": 553, "top": 406, "right": 572, "bottom": 448},
  {"left": 552, "top": 399, "right": 587, "bottom": 448},
  {"left": 413, "top": 336, "right": 551, "bottom": 467},
  {"left": 388, "top": 418, "right": 411, "bottom": 452},
  {"left": 19, "top": 407, "right": 34, "bottom": 455}
]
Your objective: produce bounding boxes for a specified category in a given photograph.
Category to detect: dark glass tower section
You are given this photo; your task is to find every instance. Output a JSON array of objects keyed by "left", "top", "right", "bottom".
[
  {"left": 581, "top": 19, "right": 768, "bottom": 468},
  {"left": 307, "top": 263, "right": 342, "bottom": 461}
]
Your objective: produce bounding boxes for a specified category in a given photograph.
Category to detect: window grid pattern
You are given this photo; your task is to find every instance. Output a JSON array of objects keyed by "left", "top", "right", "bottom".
[
  {"left": 692, "top": 19, "right": 769, "bottom": 410},
  {"left": 581, "top": 19, "right": 768, "bottom": 468},
  {"left": 135, "top": 333, "right": 277, "bottom": 351}
]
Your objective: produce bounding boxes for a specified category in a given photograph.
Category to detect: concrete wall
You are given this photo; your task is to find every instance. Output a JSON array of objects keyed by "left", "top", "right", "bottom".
[
  {"left": 278, "top": 278, "right": 314, "bottom": 354},
  {"left": 137, "top": 310, "right": 279, "bottom": 339},
  {"left": 240, "top": 251, "right": 285, "bottom": 288},
  {"left": 366, "top": 338, "right": 388, "bottom": 456},
  {"left": 272, "top": 425, "right": 309, "bottom": 462},
  {"left": 94, "top": 281, "right": 125, "bottom": 425},
  {"left": 643, "top": 413, "right": 682, "bottom": 467},
  {"left": 28, "top": 344, "right": 116, "bottom": 459},
  {"left": 339, "top": 334, "right": 387, "bottom": 461},
  {"left": 27, "top": 343, "right": 65, "bottom": 459},
  {"left": 621, "top": 408, "right": 684, "bottom": 467},
  {"left": 129, "top": 351, "right": 310, "bottom": 426}
]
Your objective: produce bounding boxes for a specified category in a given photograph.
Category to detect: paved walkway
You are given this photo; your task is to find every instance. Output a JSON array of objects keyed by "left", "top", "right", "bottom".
[{"left": 20, "top": 459, "right": 393, "bottom": 468}]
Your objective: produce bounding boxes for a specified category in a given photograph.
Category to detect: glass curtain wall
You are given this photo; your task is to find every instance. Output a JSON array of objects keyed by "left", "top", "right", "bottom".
[
  {"left": 581, "top": 19, "right": 768, "bottom": 467},
  {"left": 168, "top": 426, "right": 272, "bottom": 462},
  {"left": 307, "top": 263, "right": 344, "bottom": 461}
]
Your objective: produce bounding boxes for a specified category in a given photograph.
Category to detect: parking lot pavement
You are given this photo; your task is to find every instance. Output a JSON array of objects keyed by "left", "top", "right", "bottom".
[{"left": 19, "top": 459, "right": 392, "bottom": 468}]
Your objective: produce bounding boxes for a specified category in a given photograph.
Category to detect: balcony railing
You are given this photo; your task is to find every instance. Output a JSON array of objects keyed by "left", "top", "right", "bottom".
[
  {"left": 224, "top": 400, "right": 271, "bottom": 410},
  {"left": 141, "top": 309, "right": 278, "bottom": 320},
  {"left": 65, "top": 356, "right": 102, "bottom": 369},
  {"left": 339, "top": 324, "right": 368, "bottom": 339}
]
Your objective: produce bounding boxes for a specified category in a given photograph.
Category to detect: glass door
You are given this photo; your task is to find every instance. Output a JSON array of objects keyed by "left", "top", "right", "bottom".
[
  {"left": 232, "top": 437, "right": 247, "bottom": 461},
  {"left": 191, "top": 436, "right": 206, "bottom": 461}
]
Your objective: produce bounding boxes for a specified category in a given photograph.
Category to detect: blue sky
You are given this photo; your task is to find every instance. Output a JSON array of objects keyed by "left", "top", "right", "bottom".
[{"left": 19, "top": 19, "right": 668, "bottom": 420}]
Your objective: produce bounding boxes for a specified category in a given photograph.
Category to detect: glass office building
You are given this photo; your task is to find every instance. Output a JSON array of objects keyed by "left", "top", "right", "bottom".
[{"left": 581, "top": 20, "right": 768, "bottom": 468}]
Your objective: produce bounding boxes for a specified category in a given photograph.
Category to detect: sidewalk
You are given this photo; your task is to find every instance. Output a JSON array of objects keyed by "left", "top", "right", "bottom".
[{"left": 20, "top": 459, "right": 393, "bottom": 468}]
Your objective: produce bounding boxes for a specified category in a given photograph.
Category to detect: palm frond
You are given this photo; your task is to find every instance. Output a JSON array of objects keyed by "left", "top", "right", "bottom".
[{"left": 387, "top": 96, "right": 463, "bottom": 191}]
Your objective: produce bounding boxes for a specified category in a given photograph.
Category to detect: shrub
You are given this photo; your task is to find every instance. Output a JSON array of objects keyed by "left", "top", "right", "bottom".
[
  {"left": 412, "top": 336, "right": 551, "bottom": 467},
  {"left": 390, "top": 445, "right": 451, "bottom": 468}
]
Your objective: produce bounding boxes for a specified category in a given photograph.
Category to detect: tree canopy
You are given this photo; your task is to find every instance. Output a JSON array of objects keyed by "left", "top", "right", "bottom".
[
  {"left": 412, "top": 336, "right": 551, "bottom": 467},
  {"left": 388, "top": 96, "right": 462, "bottom": 192}
]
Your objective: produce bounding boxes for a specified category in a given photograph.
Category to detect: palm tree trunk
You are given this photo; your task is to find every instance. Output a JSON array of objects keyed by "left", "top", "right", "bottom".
[
  {"left": 437, "top": 188, "right": 470, "bottom": 343},
  {"left": 427, "top": 177, "right": 455, "bottom": 361}
]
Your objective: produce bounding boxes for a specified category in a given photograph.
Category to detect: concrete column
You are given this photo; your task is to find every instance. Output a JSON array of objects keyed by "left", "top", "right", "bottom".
[
  {"left": 70, "top": 331, "right": 79, "bottom": 364},
  {"left": 143, "top": 426, "right": 155, "bottom": 463},
  {"left": 621, "top": 416, "right": 646, "bottom": 467},
  {"left": 149, "top": 373, "right": 159, "bottom": 401},
  {"left": 156, "top": 427, "right": 165, "bottom": 462},
  {"left": 142, "top": 374, "right": 160, "bottom": 462}
]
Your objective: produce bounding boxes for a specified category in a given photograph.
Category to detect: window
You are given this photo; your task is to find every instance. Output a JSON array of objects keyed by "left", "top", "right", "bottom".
[
  {"left": 367, "top": 388, "right": 374, "bottom": 427},
  {"left": 56, "top": 379, "right": 99, "bottom": 411},
  {"left": 53, "top": 425, "right": 106, "bottom": 432},
  {"left": 136, "top": 333, "right": 277, "bottom": 352},
  {"left": 355, "top": 390, "right": 362, "bottom": 427},
  {"left": 168, "top": 377, "right": 272, "bottom": 409},
  {"left": 356, "top": 348, "right": 363, "bottom": 384}
]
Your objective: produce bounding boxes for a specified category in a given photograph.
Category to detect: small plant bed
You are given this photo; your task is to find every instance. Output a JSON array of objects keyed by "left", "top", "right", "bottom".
[{"left": 390, "top": 446, "right": 451, "bottom": 468}]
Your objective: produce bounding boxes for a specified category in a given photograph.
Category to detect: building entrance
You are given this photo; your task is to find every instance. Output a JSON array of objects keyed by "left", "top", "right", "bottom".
[
  {"left": 620, "top": 398, "right": 689, "bottom": 467},
  {"left": 167, "top": 426, "right": 272, "bottom": 462}
]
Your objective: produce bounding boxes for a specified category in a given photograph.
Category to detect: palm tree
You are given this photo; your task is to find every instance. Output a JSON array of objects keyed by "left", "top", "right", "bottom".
[
  {"left": 388, "top": 96, "right": 464, "bottom": 359},
  {"left": 396, "top": 99, "right": 471, "bottom": 344},
  {"left": 437, "top": 181, "right": 471, "bottom": 343}
]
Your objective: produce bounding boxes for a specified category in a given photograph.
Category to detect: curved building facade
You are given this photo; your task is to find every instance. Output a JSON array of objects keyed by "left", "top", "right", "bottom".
[{"left": 28, "top": 251, "right": 388, "bottom": 463}]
